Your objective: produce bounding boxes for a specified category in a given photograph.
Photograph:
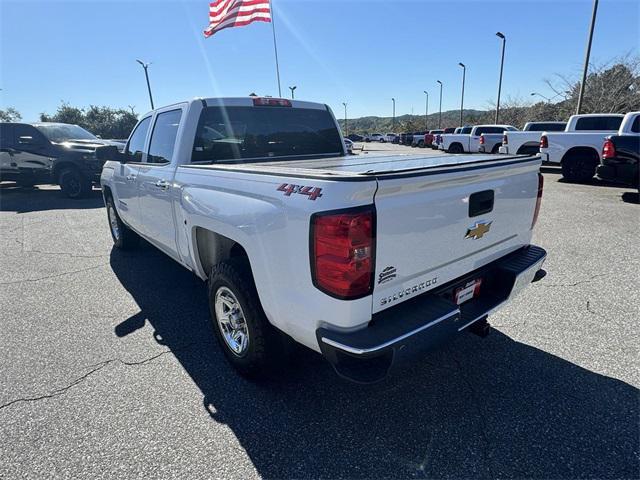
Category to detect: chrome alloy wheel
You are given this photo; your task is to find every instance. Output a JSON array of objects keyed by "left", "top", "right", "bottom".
[
  {"left": 107, "top": 204, "right": 120, "bottom": 241},
  {"left": 214, "top": 287, "right": 249, "bottom": 356}
]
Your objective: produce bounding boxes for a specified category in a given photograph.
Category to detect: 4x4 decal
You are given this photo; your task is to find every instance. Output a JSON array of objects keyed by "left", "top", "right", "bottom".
[{"left": 277, "top": 183, "right": 323, "bottom": 201}]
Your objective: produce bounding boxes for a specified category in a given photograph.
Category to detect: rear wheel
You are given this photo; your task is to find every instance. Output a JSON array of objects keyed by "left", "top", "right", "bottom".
[
  {"left": 105, "top": 195, "right": 139, "bottom": 249},
  {"left": 491, "top": 144, "right": 501, "bottom": 154},
  {"left": 448, "top": 143, "right": 464, "bottom": 154},
  {"left": 208, "top": 258, "right": 288, "bottom": 377},
  {"left": 418, "top": 140, "right": 425, "bottom": 148},
  {"left": 561, "top": 152, "right": 598, "bottom": 183},
  {"left": 59, "top": 167, "right": 92, "bottom": 198}
]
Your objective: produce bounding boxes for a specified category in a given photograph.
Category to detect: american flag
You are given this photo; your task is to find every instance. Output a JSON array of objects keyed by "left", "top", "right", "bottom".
[{"left": 204, "top": 0, "right": 272, "bottom": 38}]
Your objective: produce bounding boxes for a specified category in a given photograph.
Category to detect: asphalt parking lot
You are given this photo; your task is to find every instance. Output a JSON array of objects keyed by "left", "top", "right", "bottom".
[{"left": 1, "top": 148, "right": 638, "bottom": 479}]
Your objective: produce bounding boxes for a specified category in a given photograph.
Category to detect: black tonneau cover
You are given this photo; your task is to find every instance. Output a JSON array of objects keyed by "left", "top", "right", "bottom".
[{"left": 185, "top": 153, "right": 540, "bottom": 181}]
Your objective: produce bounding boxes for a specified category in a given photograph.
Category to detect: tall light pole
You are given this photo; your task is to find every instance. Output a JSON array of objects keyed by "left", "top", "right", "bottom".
[
  {"left": 531, "top": 92, "right": 551, "bottom": 102},
  {"left": 136, "top": 59, "right": 154, "bottom": 110},
  {"left": 436, "top": 80, "right": 443, "bottom": 128},
  {"left": 392, "top": 98, "right": 396, "bottom": 130},
  {"left": 458, "top": 63, "right": 466, "bottom": 127},
  {"left": 423, "top": 91, "right": 429, "bottom": 131},
  {"left": 495, "top": 32, "right": 506, "bottom": 124},
  {"left": 576, "top": 0, "right": 599, "bottom": 114},
  {"left": 342, "top": 102, "right": 348, "bottom": 137},
  {"left": 289, "top": 85, "right": 297, "bottom": 99}
]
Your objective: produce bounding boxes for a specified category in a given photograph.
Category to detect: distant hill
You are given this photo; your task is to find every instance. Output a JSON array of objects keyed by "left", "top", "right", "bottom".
[{"left": 337, "top": 109, "right": 489, "bottom": 134}]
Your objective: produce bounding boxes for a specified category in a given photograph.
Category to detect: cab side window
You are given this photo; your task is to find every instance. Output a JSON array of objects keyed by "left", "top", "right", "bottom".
[
  {"left": 125, "top": 117, "right": 152, "bottom": 163},
  {"left": 147, "top": 109, "right": 183, "bottom": 164},
  {"left": 14, "top": 125, "right": 47, "bottom": 151},
  {"left": 0, "top": 125, "right": 13, "bottom": 149}
]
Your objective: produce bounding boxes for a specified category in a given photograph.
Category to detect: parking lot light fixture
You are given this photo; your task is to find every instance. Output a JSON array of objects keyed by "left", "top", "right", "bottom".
[
  {"left": 458, "top": 63, "right": 466, "bottom": 127},
  {"left": 289, "top": 85, "right": 297, "bottom": 99},
  {"left": 136, "top": 59, "right": 154, "bottom": 110},
  {"left": 423, "top": 91, "right": 429, "bottom": 130},
  {"left": 531, "top": 92, "right": 551, "bottom": 102},
  {"left": 495, "top": 32, "right": 506, "bottom": 123},
  {"left": 436, "top": 80, "right": 443, "bottom": 128}
]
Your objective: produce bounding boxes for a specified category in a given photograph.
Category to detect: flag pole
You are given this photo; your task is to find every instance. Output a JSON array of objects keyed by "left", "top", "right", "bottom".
[{"left": 269, "top": 0, "right": 282, "bottom": 97}]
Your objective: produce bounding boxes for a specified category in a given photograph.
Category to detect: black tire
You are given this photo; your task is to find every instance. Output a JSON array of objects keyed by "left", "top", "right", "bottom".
[
  {"left": 561, "top": 155, "right": 597, "bottom": 183},
  {"left": 208, "top": 258, "right": 287, "bottom": 378},
  {"left": 418, "top": 140, "right": 425, "bottom": 148},
  {"left": 105, "top": 194, "right": 139, "bottom": 250},
  {"left": 491, "top": 144, "right": 501, "bottom": 154},
  {"left": 58, "top": 167, "right": 92, "bottom": 198},
  {"left": 448, "top": 143, "right": 464, "bottom": 154}
]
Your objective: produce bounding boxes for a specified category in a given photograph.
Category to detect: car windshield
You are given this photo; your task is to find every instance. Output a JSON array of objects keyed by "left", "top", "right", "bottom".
[
  {"left": 35, "top": 124, "right": 98, "bottom": 142},
  {"left": 192, "top": 106, "right": 344, "bottom": 163}
]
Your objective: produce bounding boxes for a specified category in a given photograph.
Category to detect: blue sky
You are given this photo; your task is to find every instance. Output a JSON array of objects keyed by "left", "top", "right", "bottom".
[{"left": 1, "top": 0, "right": 638, "bottom": 122}]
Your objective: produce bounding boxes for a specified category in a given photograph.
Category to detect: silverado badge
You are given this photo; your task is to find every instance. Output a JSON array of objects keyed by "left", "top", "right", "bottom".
[{"left": 465, "top": 221, "right": 492, "bottom": 240}]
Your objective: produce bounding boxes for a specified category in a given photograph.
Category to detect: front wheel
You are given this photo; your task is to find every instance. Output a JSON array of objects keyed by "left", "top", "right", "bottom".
[
  {"left": 105, "top": 195, "right": 139, "bottom": 249},
  {"left": 59, "top": 168, "right": 92, "bottom": 198},
  {"left": 208, "top": 259, "right": 288, "bottom": 378}
]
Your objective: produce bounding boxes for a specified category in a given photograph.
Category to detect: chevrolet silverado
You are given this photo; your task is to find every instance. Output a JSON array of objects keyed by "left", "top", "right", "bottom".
[{"left": 98, "top": 97, "right": 547, "bottom": 383}]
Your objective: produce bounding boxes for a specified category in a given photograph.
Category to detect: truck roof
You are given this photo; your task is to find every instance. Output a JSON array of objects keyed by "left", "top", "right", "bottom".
[{"left": 140, "top": 97, "right": 329, "bottom": 117}]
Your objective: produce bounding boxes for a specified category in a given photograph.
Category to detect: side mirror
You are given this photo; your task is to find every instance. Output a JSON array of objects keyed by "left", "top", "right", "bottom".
[{"left": 96, "top": 145, "right": 126, "bottom": 163}]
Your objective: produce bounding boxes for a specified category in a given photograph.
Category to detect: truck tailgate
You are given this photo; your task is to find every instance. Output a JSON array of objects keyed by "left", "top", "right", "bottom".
[{"left": 372, "top": 156, "right": 541, "bottom": 313}]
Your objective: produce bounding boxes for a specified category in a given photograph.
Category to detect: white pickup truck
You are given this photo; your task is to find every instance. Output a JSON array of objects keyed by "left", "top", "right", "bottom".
[
  {"left": 498, "top": 121, "right": 566, "bottom": 156},
  {"left": 98, "top": 97, "right": 547, "bottom": 383},
  {"left": 538, "top": 113, "right": 624, "bottom": 182},
  {"left": 442, "top": 125, "right": 518, "bottom": 153}
]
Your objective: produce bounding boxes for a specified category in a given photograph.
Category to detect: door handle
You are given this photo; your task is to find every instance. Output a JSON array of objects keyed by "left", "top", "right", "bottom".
[
  {"left": 155, "top": 179, "right": 170, "bottom": 190},
  {"left": 126, "top": 174, "right": 136, "bottom": 181}
]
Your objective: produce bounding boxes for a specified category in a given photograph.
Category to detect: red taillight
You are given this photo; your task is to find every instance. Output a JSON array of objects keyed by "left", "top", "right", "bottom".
[
  {"left": 540, "top": 135, "right": 548, "bottom": 149},
  {"left": 531, "top": 173, "right": 544, "bottom": 229},
  {"left": 602, "top": 139, "right": 616, "bottom": 159},
  {"left": 252, "top": 97, "right": 292, "bottom": 107},
  {"left": 311, "top": 207, "right": 375, "bottom": 299},
  {"left": 502, "top": 134, "right": 508, "bottom": 145},
  {"left": 479, "top": 135, "right": 485, "bottom": 145}
]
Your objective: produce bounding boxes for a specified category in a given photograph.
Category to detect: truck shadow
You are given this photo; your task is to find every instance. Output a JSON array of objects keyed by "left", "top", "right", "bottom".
[
  {"left": 0, "top": 182, "right": 104, "bottom": 213},
  {"left": 110, "top": 244, "right": 638, "bottom": 479}
]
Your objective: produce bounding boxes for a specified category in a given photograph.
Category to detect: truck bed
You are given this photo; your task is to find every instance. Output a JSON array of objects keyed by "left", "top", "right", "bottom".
[{"left": 186, "top": 153, "right": 539, "bottom": 180}]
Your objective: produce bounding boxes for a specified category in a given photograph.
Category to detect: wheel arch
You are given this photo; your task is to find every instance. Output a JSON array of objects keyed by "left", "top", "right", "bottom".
[
  {"left": 52, "top": 161, "right": 81, "bottom": 181},
  {"left": 193, "top": 227, "right": 250, "bottom": 281},
  {"left": 560, "top": 146, "right": 600, "bottom": 166}
]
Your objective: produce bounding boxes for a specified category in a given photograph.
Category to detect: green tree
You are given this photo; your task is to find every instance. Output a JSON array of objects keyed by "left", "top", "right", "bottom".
[
  {"left": 0, "top": 107, "right": 22, "bottom": 122},
  {"left": 40, "top": 102, "right": 139, "bottom": 139}
]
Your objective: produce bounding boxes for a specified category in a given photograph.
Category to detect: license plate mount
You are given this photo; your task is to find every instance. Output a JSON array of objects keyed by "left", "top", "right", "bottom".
[{"left": 454, "top": 278, "right": 482, "bottom": 305}]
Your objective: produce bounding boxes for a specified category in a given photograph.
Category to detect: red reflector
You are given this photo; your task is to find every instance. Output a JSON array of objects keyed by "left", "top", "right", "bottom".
[
  {"left": 252, "top": 97, "right": 292, "bottom": 107},
  {"left": 602, "top": 139, "right": 616, "bottom": 159},
  {"left": 502, "top": 133, "right": 508, "bottom": 145},
  {"left": 532, "top": 173, "right": 544, "bottom": 229},
  {"left": 479, "top": 135, "right": 485, "bottom": 145},
  {"left": 311, "top": 207, "right": 375, "bottom": 299},
  {"left": 540, "top": 135, "right": 548, "bottom": 149}
]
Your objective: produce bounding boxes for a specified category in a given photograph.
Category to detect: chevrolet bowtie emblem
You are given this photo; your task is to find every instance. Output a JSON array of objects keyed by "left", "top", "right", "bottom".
[{"left": 465, "top": 221, "right": 492, "bottom": 240}]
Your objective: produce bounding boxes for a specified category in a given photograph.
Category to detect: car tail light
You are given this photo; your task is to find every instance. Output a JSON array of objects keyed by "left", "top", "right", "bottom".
[
  {"left": 602, "top": 139, "right": 616, "bottom": 159},
  {"left": 479, "top": 135, "right": 485, "bottom": 145},
  {"left": 540, "top": 135, "right": 548, "bottom": 149},
  {"left": 502, "top": 134, "right": 508, "bottom": 145},
  {"left": 311, "top": 207, "right": 375, "bottom": 299},
  {"left": 531, "top": 173, "right": 544, "bottom": 229},
  {"left": 252, "top": 97, "right": 292, "bottom": 107}
]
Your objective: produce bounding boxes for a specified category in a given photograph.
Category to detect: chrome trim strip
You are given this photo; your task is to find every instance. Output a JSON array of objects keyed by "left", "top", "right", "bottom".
[{"left": 321, "top": 309, "right": 459, "bottom": 355}]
